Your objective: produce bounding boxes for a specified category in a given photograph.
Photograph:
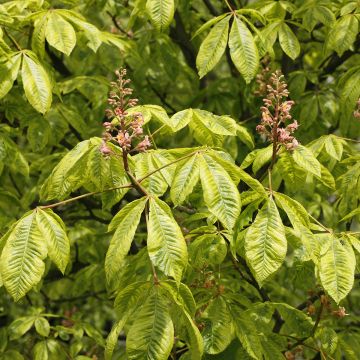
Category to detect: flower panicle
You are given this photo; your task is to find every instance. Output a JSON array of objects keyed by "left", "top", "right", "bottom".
[
  {"left": 354, "top": 98, "right": 360, "bottom": 119},
  {"left": 100, "top": 68, "right": 151, "bottom": 156},
  {"left": 256, "top": 70, "right": 299, "bottom": 151}
]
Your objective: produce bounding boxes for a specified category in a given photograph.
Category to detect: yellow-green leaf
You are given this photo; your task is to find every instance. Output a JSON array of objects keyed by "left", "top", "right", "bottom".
[
  {"left": 245, "top": 198, "right": 287, "bottom": 285},
  {"left": 21, "top": 53, "right": 52, "bottom": 114}
]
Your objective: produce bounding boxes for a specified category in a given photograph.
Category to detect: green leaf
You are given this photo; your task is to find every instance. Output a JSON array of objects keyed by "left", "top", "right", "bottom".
[
  {"left": 105, "top": 198, "right": 147, "bottom": 285},
  {"left": 147, "top": 197, "right": 188, "bottom": 283},
  {"left": 196, "top": 16, "right": 230, "bottom": 78},
  {"left": 228, "top": 16, "right": 259, "bottom": 83},
  {"left": 278, "top": 22, "right": 300, "bottom": 60},
  {"left": 238, "top": 168, "right": 267, "bottom": 197},
  {"left": 245, "top": 197, "right": 287, "bottom": 285},
  {"left": 134, "top": 152, "right": 170, "bottom": 196},
  {"left": 32, "top": 14, "right": 48, "bottom": 58},
  {"left": 326, "top": 15, "right": 358, "bottom": 56},
  {"left": 252, "top": 145, "right": 273, "bottom": 174},
  {"left": 0, "top": 212, "right": 47, "bottom": 301},
  {"left": 340, "top": 208, "right": 360, "bottom": 223},
  {"left": 33, "top": 341, "right": 48, "bottom": 360},
  {"left": 159, "top": 280, "right": 196, "bottom": 316},
  {"left": 106, "top": 282, "right": 151, "bottom": 359},
  {"left": 199, "top": 153, "right": 241, "bottom": 230},
  {"left": 0, "top": 53, "right": 21, "bottom": 99},
  {"left": 34, "top": 317, "right": 50, "bottom": 337},
  {"left": 45, "top": 12, "right": 76, "bottom": 56},
  {"left": 126, "top": 290, "right": 174, "bottom": 360},
  {"left": 170, "top": 153, "right": 200, "bottom": 206},
  {"left": 21, "top": 53, "right": 52, "bottom": 114},
  {"left": 202, "top": 297, "right": 234, "bottom": 354},
  {"left": 36, "top": 209, "right": 70, "bottom": 274},
  {"left": 146, "top": 0, "right": 175, "bottom": 31},
  {"left": 188, "top": 111, "right": 224, "bottom": 147},
  {"left": 339, "top": 69, "right": 360, "bottom": 134},
  {"left": 58, "top": 10, "right": 101, "bottom": 52},
  {"left": 189, "top": 234, "right": 227, "bottom": 268},
  {"left": 319, "top": 235, "right": 355, "bottom": 303},
  {"left": 292, "top": 144, "right": 321, "bottom": 177},
  {"left": 170, "top": 109, "right": 193, "bottom": 132},
  {"left": 274, "top": 192, "right": 310, "bottom": 230},
  {"left": 231, "top": 306, "right": 262, "bottom": 359},
  {"left": 27, "top": 116, "right": 50, "bottom": 152},
  {"left": 41, "top": 140, "right": 91, "bottom": 200},
  {"left": 324, "top": 135, "right": 343, "bottom": 161},
  {"left": 8, "top": 316, "right": 36, "bottom": 340},
  {"left": 192, "top": 14, "right": 228, "bottom": 39},
  {"left": 236, "top": 124, "right": 254, "bottom": 149},
  {"left": 192, "top": 109, "right": 236, "bottom": 136},
  {"left": 160, "top": 284, "right": 203, "bottom": 359}
]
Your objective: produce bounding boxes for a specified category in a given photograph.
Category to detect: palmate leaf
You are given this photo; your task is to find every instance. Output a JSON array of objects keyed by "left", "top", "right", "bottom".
[
  {"left": 45, "top": 12, "right": 76, "bottom": 56},
  {"left": 245, "top": 197, "right": 287, "bottom": 285},
  {"left": 21, "top": 52, "right": 52, "bottom": 114},
  {"left": 146, "top": 0, "right": 175, "bottom": 32},
  {"left": 319, "top": 235, "right": 355, "bottom": 303},
  {"left": 147, "top": 197, "right": 188, "bottom": 283},
  {"left": 126, "top": 289, "right": 174, "bottom": 360},
  {"left": 0, "top": 212, "right": 47, "bottom": 301},
  {"left": 196, "top": 16, "right": 230, "bottom": 78},
  {"left": 278, "top": 22, "right": 300, "bottom": 60},
  {"left": 228, "top": 16, "right": 259, "bottom": 83},
  {"left": 199, "top": 153, "right": 241, "bottom": 230},
  {"left": 36, "top": 209, "right": 70, "bottom": 274},
  {"left": 0, "top": 53, "right": 22, "bottom": 99},
  {"left": 170, "top": 153, "right": 200, "bottom": 206},
  {"left": 105, "top": 198, "right": 147, "bottom": 285}
]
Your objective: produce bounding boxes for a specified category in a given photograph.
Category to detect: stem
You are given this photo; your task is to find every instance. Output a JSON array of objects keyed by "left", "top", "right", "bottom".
[
  {"left": 224, "top": 0, "right": 234, "bottom": 12},
  {"left": 311, "top": 302, "right": 324, "bottom": 337},
  {"left": 268, "top": 169, "right": 273, "bottom": 193},
  {"left": 127, "top": 171, "right": 149, "bottom": 196},
  {"left": 3, "top": 28, "right": 22, "bottom": 51},
  {"left": 336, "top": 136, "right": 360, "bottom": 143},
  {"left": 308, "top": 212, "right": 333, "bottom": 234},
  {"left": 39, "top": 184, "right": 133, "bottom": 209},
  {"left": 151, "top": 124, "right": 166, "bottom": 137}
]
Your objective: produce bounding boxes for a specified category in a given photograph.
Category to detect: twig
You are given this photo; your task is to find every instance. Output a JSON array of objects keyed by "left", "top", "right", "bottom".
[
  {"left": 38, "top": 184, "right": 133, "bottom": 209},
  {"left": 3, "top": 28, "right": 22, "bottom": 51}
]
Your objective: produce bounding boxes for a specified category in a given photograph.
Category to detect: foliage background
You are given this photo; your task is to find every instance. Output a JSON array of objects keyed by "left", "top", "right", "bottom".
[{"left": 0, "top": 0, "right": 360, "bottom": 359}]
